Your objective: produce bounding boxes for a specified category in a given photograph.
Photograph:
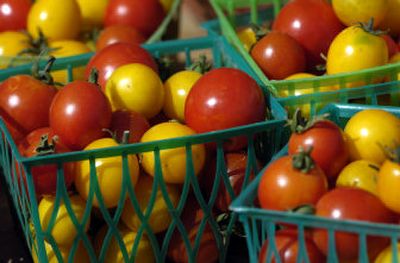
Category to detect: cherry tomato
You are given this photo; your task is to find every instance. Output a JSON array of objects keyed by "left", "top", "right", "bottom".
[
  {"left": 374, "top": 243, "right": 400, "bottom": 263},
  {"left": 27, "top": 0, "right": 81, "bottom": 41},
  {"left": 258, "top": 229, "right": 325, "bottom": 263},
  {"left": 121, "top": 175, "right": 180, "bottom": 233},
  {"left": 75, "top": 0, "right": 108, "bottom": 32},
  {"left": 251, "top": 31, "right": 306, "bottom": 80},
  {"left": 377, "top": 159, "right": 400, "bottom": 213},
  {"left": 96, "top": 25, "right": 146, "bottom": 51},
  {"left": 313, "top": 187, "right": 397, "bottom": 261},
  {"left": 104, "top": 0, "right": 165, "bottom": 37},
  {"left": 0, "top": 74, "right": 58, "bottom": 142},
  {"left": 258, "top": 151, "right": 328, "bottom": 211},
  {"left": 288, "top": 119, "right": 348, "bottom": 182},
  {"left": 0, "top": 0, "right": 31, "bottom": 32},
  {"left": 32, "top": 240, "right": 90, "bottom": 263},
  {"left": 75, "top": 138, "right": 139, "bottom": 208},
  {"left": 237, "top": 26, "right": 257, "bottom": 52},
  {"left": 379, "top": 0, "right": 400, "bottom": 36},
  {"left": 110, "top": 109, "right": 150, "bottom": 144},
  {"left": 84, "top": 42, "right": 158, "bottom": 90},
  {"left": 344, "top": 109, "right": 400, "bottom": 164},
  {"left": 140, "top": 122, "right": 206, "bottom": 184},
  {"left": 49, "top": 78, "right": 112, "bottom": 150},
  {"left": 105, "top": 63, "right": 164, "bottom": 119},
  {"left": 272, "top": 0, "right": 344, "bottom": 70},
  {"left": 185, "top": 68, "right": 266, "bottom": 151},
  {"left": 0, "top": 31, "right": 31, "bottom": 64}
]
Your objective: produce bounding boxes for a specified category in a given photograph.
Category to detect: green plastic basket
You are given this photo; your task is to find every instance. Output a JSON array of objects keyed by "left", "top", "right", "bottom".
[
  {"left": 230, "top": 103, "right": 400, "bottom": 263},
  {"left": 0, "top": 35, "right": 288, "bottom": 263},
  {"left": 204, "top": 0, "right": 400, "bottom": 101}
]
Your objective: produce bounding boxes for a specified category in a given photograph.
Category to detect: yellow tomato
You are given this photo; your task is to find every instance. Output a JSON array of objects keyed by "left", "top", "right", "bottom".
[
  {"left": 377, "top": 160, "right": 400, "bottom": 213},
  {"left": 76, "top": 0, "right": 108, "bottom": 32},
  {"left": 75, "top": 138, "right": 140, "bottom": 208},
  {"left": 0, "top": 31, "right": 32, "bottom": 68},
  {"left": 38, "top": 195, "right": 89, "bottom": 247},
  {"left": 160, "top": 0, "right": 173, "bottom": 13},
  {"left": 48, "top": 40, "right": 91, "bottom": 84},
  {"left": 375, "top": 243, "right": 400, "bottom": 263},
  {"left": 105, "top": 63, "right": 164, "bottom": 119},
  {"left": 140, "top": 122, "right": 206, "bottom": 184},
  {"left": 163, "top": 70, "right": 202, "bottom": 122},
  {"left": 237, "top": 27, "right": 257, "bottom": 52},
  {"left": 27, "top": 0, "right": 82, "bottom": 41},
  {"left": 336, "top": 160, "right": 380, "bottom": 196},
  {"left": 121, "top": 175, "right": 180, "bottom": 233},
  {"left": 332, "top": 0, "right": 389, "bottom": 27},
  {"left": 379, "top": 0, "right": 400, "bottom": 36},
  {"left": 344, "top": 109, "right": 400, "bottom": 164},
  {"left": 32, "top": 240, "right": 90, "bottom": 263}
]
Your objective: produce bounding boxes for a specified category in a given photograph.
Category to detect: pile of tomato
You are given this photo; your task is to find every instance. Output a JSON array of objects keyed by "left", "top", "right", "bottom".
[{"left": 257, "top": 108, "right": 400, "bottom": 262}]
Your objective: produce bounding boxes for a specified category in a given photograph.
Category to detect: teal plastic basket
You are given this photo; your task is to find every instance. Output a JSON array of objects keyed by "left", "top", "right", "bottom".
[
  {"left": 0, "top": 36, "right": 288, "bottom": 263},
  {"left": 230, "top": 103, "right": 400, "bottom": 263}
]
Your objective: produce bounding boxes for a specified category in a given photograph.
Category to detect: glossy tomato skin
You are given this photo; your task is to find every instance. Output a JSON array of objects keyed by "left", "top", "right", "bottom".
[
  {"left": 104, "top": 0, "right": 165, "bottom": 37},
  {"left": 49, "top": 80, "right": 112, "bottom": 151},
  {"left": 185, "top": 68, "right": 266, "bottom": 151},
  {"left": 251, "top": 31, "right": 306, "bottom": 80},
  {"left": 84, "top": 43, "right": 158, "bottom": 90},
  {"left": 377, "top": 160, "right": 400, "bottom": 214},
  {"left": 288, "top": 120, "right": 349, "bottom": 182},
  {"left": 110, "top": 109, "right": 150, "bottom": 144},
  {"left": 96, "top": 25, "right": 146, "bottom": 51},
  {"left": 0, "top": 0, "right": 31, "bottom": 32},
  {"left": 272, "top": 0, "right": 344, "bottom": 70},
  {"left": 0, "top": 75, "right": 58, "bottom": 142},
  {"left": 258, "top": 229, "right": 325, "bottom": 263},
  {"left": 258, "top": 155, "right": 328, "bottom": 211},
  {"left": 313, "top": 187, "right": 397, "bottom": 261}
]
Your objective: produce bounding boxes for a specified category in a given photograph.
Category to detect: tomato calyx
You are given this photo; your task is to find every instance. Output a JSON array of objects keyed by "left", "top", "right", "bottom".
[
  {"left": 292, "top": 146, "right": 315, "bottom": 173},
  {"left": 379, "top": 145, "right": 400, "bottom": 163},
  {"left": 87, "top": 67, "right": 101, "bottom": 87},
  {"left": 288, "top": 108, "right": 329, "bottom": 134},
  {"left": 249, "top": 23, "right": 270, "bottom": 41},
  {"left": 34, "top": 134, "right": 58, "bottom": 156},
  {"left": 187, "top": 55, "right": 212, "bottom": 74},
  {"left": 288, "top": 204, "right": 316, "bottom": 215},
  {"left": 31, "top": 56, "right": 57, "bottom": 85},
  {"left": 216, "top": 212, "right": 246, "bottom": 243},
  {"left": 357, "top": 17, "right": 388, "bottom": 36}
]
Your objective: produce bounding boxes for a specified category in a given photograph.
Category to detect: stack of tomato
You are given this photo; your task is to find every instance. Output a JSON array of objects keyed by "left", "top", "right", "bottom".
[
  {"left": 0, "top": 0, "right": 174, "bottom": 81},
  {"left": 257, "top": 108, "right": 400, "bottom": 262},
  {"left": 0, "top": 33, "right": 270, "bottom": 261}
]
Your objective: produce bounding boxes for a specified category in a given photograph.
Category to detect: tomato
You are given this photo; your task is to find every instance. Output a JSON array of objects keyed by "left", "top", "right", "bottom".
[
  {"left": 27, "top": 0, "right": 81, "bottom": 41},
  {"left": 288, "top": 119, "right": 348, "bottom": 182},
  {"left": 76, "top": 0, "right": 108, "bottom": 32},
  {"left": 336, "top": 160, "right": 380, "bottom": 196},
  {"left": 32, "top": 240, "right": 90, "bottom": 263},
  {"left": 326, "top": 24, "right": 388, "bottom": 84},
  {"left": 96, "top": 25, "right": 146, "bottom": 51},
  {"left": 374, "top": 243, "right": 400, "bottom": 263},
  {"left": 258, "top": 229, "right": 325, "bottom": 263},
  {"left": 389, "top": 52, "right": 400, "bottom": 80},
  {"left": 104, "top": 0, "right": 165, "bottom": 37},
  {"left": 105, "top": 63, "right": 164, "bottom": 119},
  {"left": 377, "top": 159, "right": 400, "bottom": 213},
  {"left": 140, "top": 122, "right": 206, "bottom": 184},
  {"left": 258, "top": 150, "right": 328, "bottom": 211},
  {"left": 272, "top": 0, "right": 344, "bottom": 70},
  {"left": 159, "top": 0, "right": 173, "bottom": 13},
  {"left": 332, "top": 0, "right": 388, "bottom": 28},
  {"left": 0, "top": 0, "right": 31, "bottom": 32},
  {"left": 38, "top": 195, "right": 89, "bottom": 247},
  {"left": 251, "top": 31, "right": 306, "bottom": 80},
  {"left": 344, "top": 109, "right": 400, "bottom": 164},
  {"left": 163, "top": 70, "right": 202, "bottom": 122},
  {"left": 313, "top": 187, "right": 396, "bottom": 261},
  {"left": 379, "top": 0, "right": 400, "bottom": 37},
  {"left": 382, "top": 34, "right": 399, "bottom": 58},
  {"left": 121, "top": 174, "right": 180, "bottom": 233},
  {"left": 84, "top": 42, "right": 158, "bottom": 90},
  {"left": 0, "top": 31, "right": 32, "bottom": 68},
  {"left": 0, "top": 74, "right": 58, "bottom": 142},
  {"left": 17, "top": 127, "right": 75, "bottom": 197},
  {"left": 237, "top": 26, "right": 257, "bottom": 52},
  {"left": 185, "top": 68, "right": 266, "bottom": 151},
  {"left": 75, "top": 138, "right": 139, "bottom": 208},
  {"left": 110, "top": 109, "right": 150, "bottom": 144}
]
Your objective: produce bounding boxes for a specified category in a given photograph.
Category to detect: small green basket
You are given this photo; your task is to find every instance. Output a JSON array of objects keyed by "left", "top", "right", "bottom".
[
  {"left": 0, "top": 35, "right": 288, "bottom": 263},
  {"left": 230, "top": 103, "right": 400, "bottom": 263},
  {"left": 204, "top": 0, "right": 400, "bottom": 103}
]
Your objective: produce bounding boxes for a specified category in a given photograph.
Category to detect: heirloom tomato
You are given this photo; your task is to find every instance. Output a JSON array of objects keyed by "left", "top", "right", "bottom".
[
  {"left": 0, "top": 0, "right": 31, "bottom": 32},
  {"left": 110, "top": 109, "right": 150, "bottom": 144},
  {"left": 75, "top": 138, "right": 140, "bottom": 208},
  {"left": 140, "top": 122, "right": 206, "bottom": 184},
  {"left": 75, "top": 0, "right": 108, "bottom": 32},
  {"left": 377, "top": 159, "right": 400, "bottom": 213},
  {"left": 96, "top": 25, "right": 146, "bottom": 51}
]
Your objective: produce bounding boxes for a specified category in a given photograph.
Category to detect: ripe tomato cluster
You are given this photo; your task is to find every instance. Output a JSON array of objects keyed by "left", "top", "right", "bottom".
[{"left": 257, "top": 108, "right": 400, "bottom": 262}]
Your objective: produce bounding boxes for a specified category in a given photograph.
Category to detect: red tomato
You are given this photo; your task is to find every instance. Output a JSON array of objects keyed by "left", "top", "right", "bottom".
[
  {"left": 96, "top": 25, "right": 146, "bottom": 51},
  {"left": 0, "top": 0, "right": 31, "bottom": 32},
  {"left": 288, "top": 119, "right": 348, "bottom": 183},
  {"left": 313, "top": 187, "right": 397, "bottom": 261},
  {"left": 49, "top": 79, "right": 112, "bottom": 150},
  {"left": 110, "top": 109, "right": 150, "bottom": 144},
  {"left": 258, "top": 152, "right": 328, "bottom": 211},
  {"left": 17, "top": 127, "right": 75, "bottom": 197},
  {"left": 382, "top": 34, "right": 399, "bottom": 58},
  {"left": 272, "top": 0, "right": 344, "bottom": 70},
  {"left": 251, "top": 31, "right": 306, "bottom": 80},
  {"left": 0, "top": 75, "right": 58, "bottom": 143},
  {"left": 184, "top": 68, "right": 266, "bottom": 151},
  {"left": 259, "top": 229, "right": 325, "bottom": 263},
  {"left": 84, "top": 42, "right": 158, "bottom": 90},
  {"left": 104, "top": 0, "right": 165, "bottom": 37}
]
